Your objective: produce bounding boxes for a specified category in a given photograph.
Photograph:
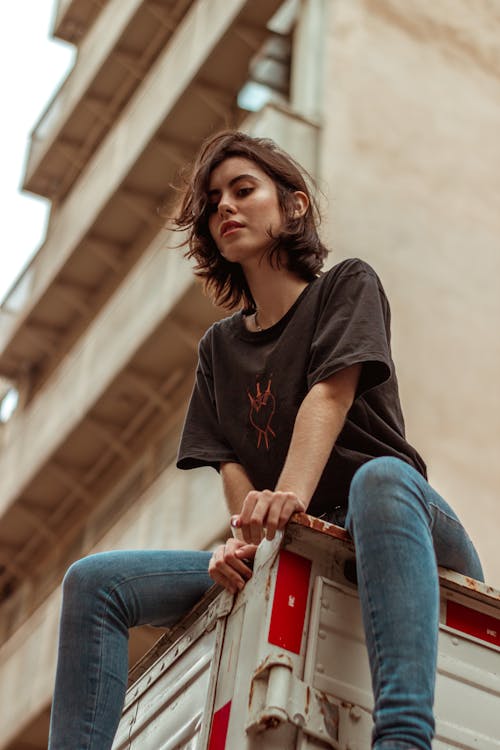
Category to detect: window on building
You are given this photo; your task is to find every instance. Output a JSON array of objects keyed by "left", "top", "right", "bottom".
[
  {"left": 0, "top": 382, "right": 19, "bottom": 423},
  {"left": 238, "top": 0, "right": 299, "bottom": 112}
]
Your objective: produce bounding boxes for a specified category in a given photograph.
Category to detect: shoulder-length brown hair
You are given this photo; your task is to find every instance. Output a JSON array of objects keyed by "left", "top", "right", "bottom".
[{"left": 174, "top": 130, "right": 328, "bottom": 310}]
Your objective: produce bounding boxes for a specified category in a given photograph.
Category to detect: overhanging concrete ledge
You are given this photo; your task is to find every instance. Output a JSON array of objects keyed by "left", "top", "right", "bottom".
[
  {"left": 0, "top": 235, "right": 193, "bottom": 521},
  {"left": 0, "top": 0, "right": 282, "bottom": 373}
]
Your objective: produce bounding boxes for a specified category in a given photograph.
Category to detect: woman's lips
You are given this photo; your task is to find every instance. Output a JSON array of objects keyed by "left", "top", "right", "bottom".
[
  {"left": 220, "top": 221, "right": 244, "bottom": 237},
  {"left": 223, "top": 226, "right": 242, "bottom": 237}
]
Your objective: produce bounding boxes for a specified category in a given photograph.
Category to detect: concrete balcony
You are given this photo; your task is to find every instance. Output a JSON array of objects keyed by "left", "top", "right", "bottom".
[
  {"left": 0, "top": 237, "right": 213, "bottom": 603},
  {"left": 26, "top": 0, "right": 194, "bottom": 201},
  {"left": 0, "top": 0, "right": 283, "bottom": 394},
  {"left": 244, "top": 100, "right": 319, "bottom": 176},
  {"left": 52, "top": 0, "right": 109, "bottom": 43}
]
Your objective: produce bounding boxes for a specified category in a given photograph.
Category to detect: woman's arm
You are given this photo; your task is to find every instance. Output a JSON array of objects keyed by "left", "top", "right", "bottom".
[
  {"left": 220, "top": 461, "right": 255, "bottom": 520},
  {"left": 276, "top": 363, "right": 362, "bottom": 503}
]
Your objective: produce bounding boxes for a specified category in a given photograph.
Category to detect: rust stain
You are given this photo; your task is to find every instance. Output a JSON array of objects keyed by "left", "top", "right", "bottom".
[
  {"left": 265, "top": 568, "right": 272, "bottom": 601},
  {"left": 226, "top": 640, "right": 235, "bottom": 676},
  {"left": 260, "top": 716, "right": 281, "bottom": 730},
  {"left": 461, "top": 576, "right": 500, "bottom": 599},
  {"left": 461, "top": 576, "right": 482, "bottom": 591},
  {"left": 319, "top": 693, "right": 339, "bottom": 739},
  {"left": 251, "top": 654, "right": 294, "bottom": 692},
  {"left": 439, "top": 570, "right": 500, "bottom": 603},
  {"left": 253, "top": 662, "right": 267, "bottom": 681},
  {"left": 248, "top": 675, "right": 254, "bottom": 708},
  {"left": 253, "top": 655, "right": 272, "bottom": 680},
  {"left": 291, "top": 515, "right": 500, "bottom": 606},
  {"left": 291, "top": 513, "right": 352, "bottom": 542}
]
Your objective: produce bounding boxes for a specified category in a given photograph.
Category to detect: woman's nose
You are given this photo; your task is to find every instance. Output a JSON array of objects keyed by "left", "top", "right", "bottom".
[{"left": 218, "top": 199, "right": 235, "bottom": 216}]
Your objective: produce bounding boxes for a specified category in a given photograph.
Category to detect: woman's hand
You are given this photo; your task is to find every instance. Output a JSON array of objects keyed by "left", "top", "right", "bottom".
[
  {"left": 231, "top": 489, "right": 305, "bottom": 544},
  {"left": 208, "top": 537, "right": 258, "bottom": 594}
]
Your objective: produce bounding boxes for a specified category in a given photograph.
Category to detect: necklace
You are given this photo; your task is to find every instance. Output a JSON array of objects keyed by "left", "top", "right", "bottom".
[{"left": 254, "top": 310, "right": 263, "bottom": 331}]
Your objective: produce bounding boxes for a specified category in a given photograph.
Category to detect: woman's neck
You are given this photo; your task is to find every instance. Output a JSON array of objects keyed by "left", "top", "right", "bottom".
[{"left": 244, "top": 261, "right": 309, "bottom": 330}]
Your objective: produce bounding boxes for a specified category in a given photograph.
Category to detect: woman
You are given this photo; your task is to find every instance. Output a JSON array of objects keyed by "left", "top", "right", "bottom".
[{"left": 48, "top": 131, "right": 483, "bottom": 750}]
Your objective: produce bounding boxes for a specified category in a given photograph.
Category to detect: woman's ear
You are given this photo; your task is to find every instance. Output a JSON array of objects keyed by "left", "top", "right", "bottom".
[{"left": 292, "top": 190, "right": 309, "bottom": 218}]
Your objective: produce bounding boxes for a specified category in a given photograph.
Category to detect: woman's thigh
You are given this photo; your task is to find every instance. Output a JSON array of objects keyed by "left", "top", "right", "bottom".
[
  {"left": 426, "top": 490, "right": 484, "bottom": 581},
  {"left": 63, "top": 548, "right": 214, "bottom": 628}
]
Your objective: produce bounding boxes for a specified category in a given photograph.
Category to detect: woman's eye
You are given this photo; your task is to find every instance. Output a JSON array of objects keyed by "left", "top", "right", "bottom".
[{"left": 237, "top": 187, "right": 252, "bottom": 197}]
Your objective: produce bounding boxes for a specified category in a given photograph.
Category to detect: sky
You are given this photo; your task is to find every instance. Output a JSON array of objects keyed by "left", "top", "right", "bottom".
[{"left": 0, "top": 0, "right": 74, "bottom": 304}]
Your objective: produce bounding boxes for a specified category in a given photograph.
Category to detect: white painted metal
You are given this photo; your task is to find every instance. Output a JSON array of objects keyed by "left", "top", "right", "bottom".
[
  {"left": 115, "top": 518, "right": 500, "bottom": 749},
  {"left": 114, "top": 590, "right": 233, "bottom": 750}
]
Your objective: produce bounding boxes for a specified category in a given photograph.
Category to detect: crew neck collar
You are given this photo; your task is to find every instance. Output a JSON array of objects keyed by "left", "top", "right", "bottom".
[{"left": 236, "top": 277, "right": 318, "bottom": 341}]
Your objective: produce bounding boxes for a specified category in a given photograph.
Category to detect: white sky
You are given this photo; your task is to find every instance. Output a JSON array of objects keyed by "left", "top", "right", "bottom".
[{"left": 0, "top": 0, "right": 74, "bottom": 303}]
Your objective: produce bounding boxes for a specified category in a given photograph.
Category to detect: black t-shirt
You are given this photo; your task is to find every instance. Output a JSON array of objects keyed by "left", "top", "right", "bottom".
[{"left": 177, "top": 258, "right": 426, "bottom": 518}]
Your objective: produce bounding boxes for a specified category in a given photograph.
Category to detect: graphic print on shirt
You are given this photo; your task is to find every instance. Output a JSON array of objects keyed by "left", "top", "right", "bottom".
[{"left": 247, "top": 377, "right": 276, "bottom": 449}]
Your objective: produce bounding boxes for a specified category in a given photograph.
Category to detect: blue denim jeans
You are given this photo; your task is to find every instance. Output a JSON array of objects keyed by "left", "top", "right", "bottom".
[
  {"left": 48, "top": 550, "right": 213, "bottom": 749},
  {"left": 48, "top": 457, "right": 483, "bottom": 750},
  {"left": 345, "top": 457, "right": 484, "bottom": 750}
]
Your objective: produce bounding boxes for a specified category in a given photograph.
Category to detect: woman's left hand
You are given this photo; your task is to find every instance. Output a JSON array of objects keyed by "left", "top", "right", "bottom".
[{"left": 208, "top": 537, "right": 258, "bottom": 593}]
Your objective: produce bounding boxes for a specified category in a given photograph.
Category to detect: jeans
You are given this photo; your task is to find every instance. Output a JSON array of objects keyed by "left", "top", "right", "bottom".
[
  {"left": 48, "top": 550, "right": 213, "bottom": 749},
  {"left": 345, "top": 457, "right": 484, "bottom": 750},
  {"left": 48, "top": 457, "right": 483, "bottom": 750}
]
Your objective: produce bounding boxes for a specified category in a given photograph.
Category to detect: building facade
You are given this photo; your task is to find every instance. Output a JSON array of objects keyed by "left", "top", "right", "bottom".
[{"left": 0, "top": 1, "right": 498, "bottom": 746}]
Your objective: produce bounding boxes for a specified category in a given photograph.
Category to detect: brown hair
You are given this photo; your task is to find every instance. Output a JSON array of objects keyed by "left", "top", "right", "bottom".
[{"left": 174, "top": 130, "right": 328, "bottom": 310}]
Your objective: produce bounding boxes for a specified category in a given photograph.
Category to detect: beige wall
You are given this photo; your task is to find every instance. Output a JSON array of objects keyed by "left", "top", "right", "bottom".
[{"left": 319, "top": 0, "right": 500, "bottom": 584}]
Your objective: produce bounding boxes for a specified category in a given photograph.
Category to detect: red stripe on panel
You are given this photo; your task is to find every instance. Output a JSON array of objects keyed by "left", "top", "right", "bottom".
[
  {"left": 208, "top": 700, "right": 231, "bottom": 750},
  {"left": 268, "top": 549, "right": 312, "bottom": 654},
  {"left": 446, "top": 600, "right": 500, "bottom": 647}
]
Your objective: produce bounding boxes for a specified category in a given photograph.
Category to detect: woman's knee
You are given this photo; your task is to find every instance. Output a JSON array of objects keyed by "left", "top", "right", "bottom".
[
  {"left": 347, "top": 456, "right": 419, "bottom": 529},
  {"left": 62, "top": 553, "right": 113, "bottom": 600},
  {"left": 350, "top": 457, "right": 405, "bottom": 503}
]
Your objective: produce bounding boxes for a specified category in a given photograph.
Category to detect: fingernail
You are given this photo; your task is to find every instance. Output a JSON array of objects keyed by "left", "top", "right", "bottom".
[{"left": 230, "top": 516, "right": 240, "bottom": 527}]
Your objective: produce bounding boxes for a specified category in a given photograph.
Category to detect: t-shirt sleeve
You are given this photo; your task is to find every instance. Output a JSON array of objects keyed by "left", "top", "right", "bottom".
[
  {"left": 177, "top": 330, "right": 239, "bottom": 471},
  {"left": 307, "top": 261, "right": 392, "bottom": 397}
]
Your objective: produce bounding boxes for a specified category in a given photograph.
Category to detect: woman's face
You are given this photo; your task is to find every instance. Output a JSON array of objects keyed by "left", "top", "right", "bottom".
[{"left": 207, "top": 156, "right": 283, "bottom": 267}]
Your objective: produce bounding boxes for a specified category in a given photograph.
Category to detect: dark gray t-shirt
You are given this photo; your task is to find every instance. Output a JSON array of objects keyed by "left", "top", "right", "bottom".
[{"left": 177, "top": 258, "right": 426, "bottom": 518}]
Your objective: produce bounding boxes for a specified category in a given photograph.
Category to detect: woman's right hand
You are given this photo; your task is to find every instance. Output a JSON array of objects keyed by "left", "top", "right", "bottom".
[{"left": 208, "top": 538, "right": 258, "bottom": 594}]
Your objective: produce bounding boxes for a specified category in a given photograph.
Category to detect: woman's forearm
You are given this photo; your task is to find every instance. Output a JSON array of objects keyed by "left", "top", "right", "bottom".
[
  {"left": 220, "top": 461, "right": 255, "bottom": 539},
  {"left": 276, "top": 364, "right": 361, "bottom": 506}
]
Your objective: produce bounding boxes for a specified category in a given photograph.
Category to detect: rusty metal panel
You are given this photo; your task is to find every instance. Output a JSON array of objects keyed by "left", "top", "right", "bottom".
[
  {"left": 116, "top": 518, "right": 500, "bottom": 749},
  {"left": 299, "top": 576, "right": 373, "bottom": 749}
]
